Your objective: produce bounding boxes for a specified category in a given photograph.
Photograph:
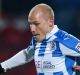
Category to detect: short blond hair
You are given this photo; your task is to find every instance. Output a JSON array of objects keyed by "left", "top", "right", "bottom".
[{"left": 29, "top": 3, "right": 54, "bottom": 21}]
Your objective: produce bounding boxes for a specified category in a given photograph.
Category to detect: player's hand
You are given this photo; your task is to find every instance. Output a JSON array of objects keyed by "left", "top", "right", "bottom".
[
  {"left": 0, "top": 64, "right": 5, "bottom": 74},
  {"left": 73, "top": 66, "right": 80, "bottom": 70}
]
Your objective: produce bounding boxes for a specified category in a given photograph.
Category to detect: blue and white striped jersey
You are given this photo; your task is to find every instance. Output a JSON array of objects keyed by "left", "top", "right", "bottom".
[
  {"left": 1, "top": 25, "right": 80, "bottom": 75},
  {"left": 30, "top": 25, "right": 80, "bottom": 75}
]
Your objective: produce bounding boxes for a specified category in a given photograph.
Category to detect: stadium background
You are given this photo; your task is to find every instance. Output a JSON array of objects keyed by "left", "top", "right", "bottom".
[{"left": 0, "top": 0, "right": 80, "bottom": 75}]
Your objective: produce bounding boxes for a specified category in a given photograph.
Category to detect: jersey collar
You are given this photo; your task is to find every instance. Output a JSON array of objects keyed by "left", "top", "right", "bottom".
[{"left": 46, "top": 25, "right": 59, "bottom": 41}]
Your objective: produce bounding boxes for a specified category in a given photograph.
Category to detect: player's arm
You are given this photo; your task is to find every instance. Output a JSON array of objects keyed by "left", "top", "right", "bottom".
[
  {"left": 59, "top": 33, "right": 80, "bottom": 56},
  {"left": 59, "top": 33, "right": 80, "bottom": 70},
  {"left": 0, "top": 45, "right": 34, "bottom": 73}
]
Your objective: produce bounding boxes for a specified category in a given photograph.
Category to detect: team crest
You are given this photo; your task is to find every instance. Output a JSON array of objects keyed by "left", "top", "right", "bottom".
[{"left": 49, "top": 41, "right": 56, "bottom": 51}]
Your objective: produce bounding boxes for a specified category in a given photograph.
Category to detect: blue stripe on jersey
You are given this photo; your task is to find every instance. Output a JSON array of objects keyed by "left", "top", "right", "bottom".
[
  {"left": 32, "top": 37, "right": 37, "bottom": 46},
  {"left": 38, "top": 73, "right": 44, "bottom": 75},
  {"left": 38, "top": 40, "right": 47, "bottom": 56},
  {"left": 32, "top": 37, "right": 37, "bottom": 51},
  {"left": 54, "top": 30, "right": 80, "bottom": 52},
  {"left": 65, "top": 56, "right": 75, "bottom": 75},
  {"left": 52, "top": 41, "right": 63, "bottom": 57},
  {"left": 53, "top": 71, "right": 63, "bottom": 75}
]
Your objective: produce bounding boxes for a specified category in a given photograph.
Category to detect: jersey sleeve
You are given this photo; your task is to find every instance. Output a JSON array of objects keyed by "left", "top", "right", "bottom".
[
  {"left": 1, "top": 38, "right": 35, "bottom": 71},
  {"left": 58, "top": 31, "right": 80, "bottom": 56}
]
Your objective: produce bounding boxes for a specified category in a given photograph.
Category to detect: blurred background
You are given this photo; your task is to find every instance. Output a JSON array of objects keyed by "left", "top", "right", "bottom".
[{"left": 0, "top": 0, "right": 80, "bottom": 75}]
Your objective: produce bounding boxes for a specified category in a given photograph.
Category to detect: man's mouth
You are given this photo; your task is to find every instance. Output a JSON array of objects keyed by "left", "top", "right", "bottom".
[{"left": 34, "top": 34, "right": 39, "bottom": 37}]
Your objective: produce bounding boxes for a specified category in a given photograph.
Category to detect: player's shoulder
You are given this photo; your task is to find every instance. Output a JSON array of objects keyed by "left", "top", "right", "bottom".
[
  {"left": 54, "top": 30, "right": 79, "bottom": 48},
  {"left": 55, "top": 30, "right": 78, "bottom": 41}
]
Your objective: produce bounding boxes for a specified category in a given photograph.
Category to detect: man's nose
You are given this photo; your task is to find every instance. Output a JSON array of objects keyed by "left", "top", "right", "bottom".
[{"left": 30, "top": 25, "right": 36, "bottom": 32}]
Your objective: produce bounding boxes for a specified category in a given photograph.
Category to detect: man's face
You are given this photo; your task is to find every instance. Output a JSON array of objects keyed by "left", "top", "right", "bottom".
[{"left": 28, "top": 12, "right": 50, "bottom": 42}]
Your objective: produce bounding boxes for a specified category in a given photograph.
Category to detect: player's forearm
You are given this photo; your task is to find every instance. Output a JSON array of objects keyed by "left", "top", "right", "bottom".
[
  {"left": 1, "top": 49, "right": 32, "bottom": 72},
  {"left": 0, "top": 44, "right": 34, "bottom": 73}
]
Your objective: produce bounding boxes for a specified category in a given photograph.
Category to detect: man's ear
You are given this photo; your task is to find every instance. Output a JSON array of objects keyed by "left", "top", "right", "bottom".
[{"left": 49, "top": 16, "right": 54, "bottom": 27}]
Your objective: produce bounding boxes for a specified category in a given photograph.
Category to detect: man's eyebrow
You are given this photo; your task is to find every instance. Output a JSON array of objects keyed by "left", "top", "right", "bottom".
[{"left": 29, "top": 21, "right": 39, "bottom": 24}]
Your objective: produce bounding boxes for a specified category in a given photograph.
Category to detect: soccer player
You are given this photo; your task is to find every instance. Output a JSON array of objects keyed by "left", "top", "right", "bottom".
[{"left": 0, "top": 3, "right": 80, "bottom": 75}]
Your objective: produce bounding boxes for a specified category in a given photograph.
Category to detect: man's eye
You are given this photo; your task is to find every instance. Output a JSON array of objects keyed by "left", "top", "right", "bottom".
[{"left": 35, "top": 23, "right": 40, "bottom": 26}]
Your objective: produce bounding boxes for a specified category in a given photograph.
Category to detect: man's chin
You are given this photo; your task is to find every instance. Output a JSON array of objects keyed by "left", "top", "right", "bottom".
[
  {"left": 35, "top": 38, "right": 45, "bottom": 42},
  {"left": 35, "top": 38, "right": 41, "bottom": 42}
]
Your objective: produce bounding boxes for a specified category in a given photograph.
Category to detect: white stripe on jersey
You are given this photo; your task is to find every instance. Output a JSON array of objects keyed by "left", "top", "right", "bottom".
[{"left": 59, "top": 43, "right": 80, "bottom": 56}]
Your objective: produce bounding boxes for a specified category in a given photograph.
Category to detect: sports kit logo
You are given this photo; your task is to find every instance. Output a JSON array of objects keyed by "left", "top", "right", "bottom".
[
  {"left": 35, "top": 61, "right": 55, "bottom": 69},
  {"left": 76, "top": 43, "right": 80, "bottom": 51},
  {"left": 43, "top": 61, "right": 55, "bottom": 69},
  {"left": 50, "top": 41, "right": 56, "bottom": 51},
  {"left": 35, "top": 61, "right": 41, "bottom": 68}
]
